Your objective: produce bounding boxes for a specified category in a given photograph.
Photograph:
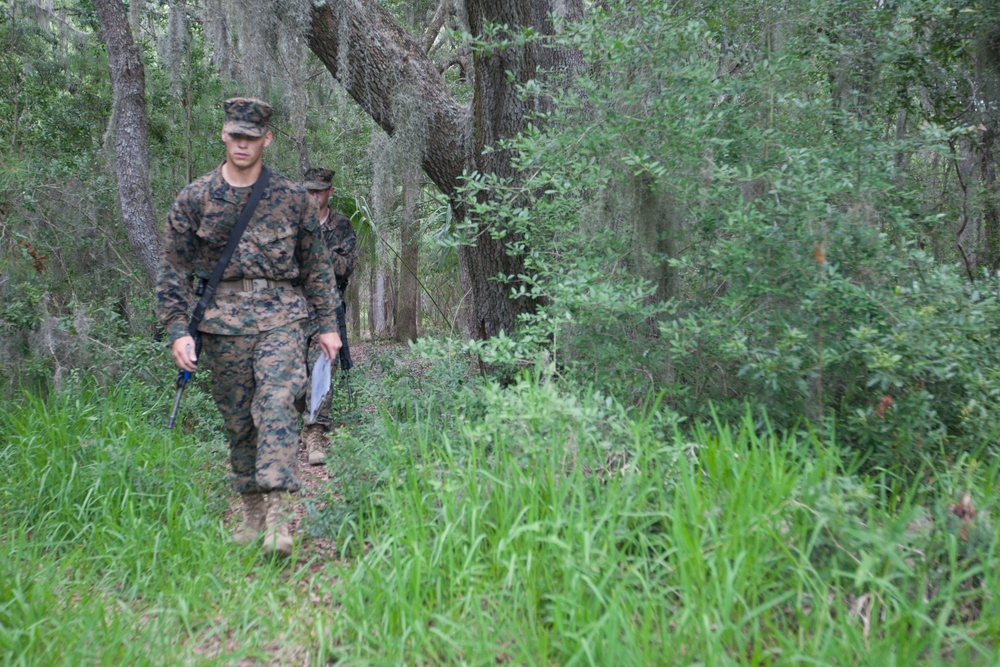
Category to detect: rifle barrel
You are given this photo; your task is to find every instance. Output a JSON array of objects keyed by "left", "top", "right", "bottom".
[
  {"left": 167, "top": 385, "right": 184, "bottom": 429},
  {"left": 343, "top": 370, "right": 354, "bottom": 403},
  {"left": 167, "top": 369, "right": 192, "bottom": 429}
]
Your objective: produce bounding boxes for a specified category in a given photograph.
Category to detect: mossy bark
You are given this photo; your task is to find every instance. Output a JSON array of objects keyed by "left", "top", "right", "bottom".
[
  {"left": 397, "top": 213, "right": 420, "bottom": 343},
  {"left": 93, "top": 0, "right": 160, "bottom": 286}
]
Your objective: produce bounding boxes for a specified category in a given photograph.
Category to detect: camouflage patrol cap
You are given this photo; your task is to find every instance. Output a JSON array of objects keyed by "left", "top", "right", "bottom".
[
  {"left": 302, "top": 167, "right": 335, "bottom": 191},
  {"left": 223, "top": 97, "right": 271, "bottom": 137}
]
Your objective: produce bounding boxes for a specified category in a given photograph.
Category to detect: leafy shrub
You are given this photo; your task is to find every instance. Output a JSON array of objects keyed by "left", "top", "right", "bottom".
[{"left": 440, "top": 1, "right": 1000, "bottom": 473}]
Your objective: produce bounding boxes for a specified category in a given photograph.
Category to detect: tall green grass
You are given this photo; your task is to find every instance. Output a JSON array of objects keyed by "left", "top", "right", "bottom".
[
  {"left": 2, "top": 371, "right": 997, "bottom": 665},
  {"left": 317, "top": 376, "right": 1000, "bottom": 664},
  {"left": 0, "top": 379, "right": 335, "bottom": 665}
]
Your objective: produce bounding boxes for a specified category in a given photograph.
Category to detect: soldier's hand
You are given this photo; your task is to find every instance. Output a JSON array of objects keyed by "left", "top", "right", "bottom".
[
  {"left": 172, "top": 335, "right": 198, "bottom": 372},
  {"left": 317, "top": 331, "right": 342, "bottom": 362}
]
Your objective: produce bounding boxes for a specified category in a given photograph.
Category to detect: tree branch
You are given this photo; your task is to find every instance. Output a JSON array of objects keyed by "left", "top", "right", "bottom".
[
  {"left": 308, "top": 0, "right": 470, "bottom": 201},
  {"left": 422, "top": 0, "right": 450, "bottom": 53}
]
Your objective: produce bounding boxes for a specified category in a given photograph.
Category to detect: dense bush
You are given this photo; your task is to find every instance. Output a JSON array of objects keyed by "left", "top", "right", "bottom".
[{"left": 444, "top": 0, "right": 1000, "bottom": 472}]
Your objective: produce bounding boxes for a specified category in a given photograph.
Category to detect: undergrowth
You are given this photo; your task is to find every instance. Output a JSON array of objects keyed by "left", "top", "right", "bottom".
[
  {"left": 0, "top": 377, "right": 330, "bottom": 665},
  {"left": 309, "top": 350, "right": 1000, "bottom": 664},
  {"left": 1, "top": 359, "right": 998, "bottom": 665}
]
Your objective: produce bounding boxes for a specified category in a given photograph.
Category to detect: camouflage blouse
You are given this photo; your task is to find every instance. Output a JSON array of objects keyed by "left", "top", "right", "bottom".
[
  {"left": 321, "top": 210, "right": 358, "bottom": 286},
  {"left": 156, "top": 164, "right": 341, "bottom": 342}
]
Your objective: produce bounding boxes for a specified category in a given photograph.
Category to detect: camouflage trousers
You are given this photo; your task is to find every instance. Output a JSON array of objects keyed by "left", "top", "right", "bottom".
[
  {"left": 201, "top": 324, "right": 306, "bottom": 493},
  {"left": 301, "top": 330, "right": 338, "bottom": 428}
]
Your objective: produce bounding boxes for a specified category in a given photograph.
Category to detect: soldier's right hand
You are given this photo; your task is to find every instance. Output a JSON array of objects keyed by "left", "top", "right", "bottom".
[{"left": 172, "top": 335, "right": 199, "bottom": 372}]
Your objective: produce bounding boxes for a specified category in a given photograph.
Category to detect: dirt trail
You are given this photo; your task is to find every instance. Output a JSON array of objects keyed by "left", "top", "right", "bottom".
[
  {"left": 217, "top": 342, "right": 369, "bottom": 560},
  {"left": 222, "top": 341, "right": 378, "bottom": 559},
  {"left": 292, "top": 341, "right": 373, "bottom": 557}
]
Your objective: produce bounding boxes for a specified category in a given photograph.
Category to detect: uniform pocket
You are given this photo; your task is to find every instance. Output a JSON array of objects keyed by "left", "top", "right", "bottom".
[
  {"left": 252, "top": 223, "right": 295, "bottom": 246},
  {"left": 195, "top": 220, "right": 234, "bottom": 248},
  {"left": 248, "top": 223, "right": 297, "bottom": 275}
]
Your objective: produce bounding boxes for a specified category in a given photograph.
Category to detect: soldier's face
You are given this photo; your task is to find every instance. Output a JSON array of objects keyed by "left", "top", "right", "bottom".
[
  {"left": 308, "top": 188, "right": 332, "bottom": 214},
  {"left": 308, "top": 188, "right": 332, "bottom": 204},
  {"left": 221, "top": 131, "right": 272, "bottom": 170}
]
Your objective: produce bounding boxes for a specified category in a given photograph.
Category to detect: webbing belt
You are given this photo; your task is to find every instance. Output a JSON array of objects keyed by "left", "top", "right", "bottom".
[{"left": 214, "top": 278, "right": 294, "bottom": 294}]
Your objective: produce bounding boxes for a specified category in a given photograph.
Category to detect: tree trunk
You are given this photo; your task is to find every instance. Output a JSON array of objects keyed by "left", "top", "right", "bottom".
[
  {"left": 348, "top": 280, "right": 361, "bottom": 340},
  {"left": 308, "top": 1, "right": 468, "bottom": 201},
  {"left": 93, "top": 0, "right": 160, "bottom": 285},
  {"left": 350, "top": 246, "right": 364, "bottom": 339},
  {"left": 396, "top": 215, "right": 420, "bottom": 343},
  {"left": 374, "top": 269, "right": 397, "bottom": 338},
  {"left": 10, "top": 1, "right": 20, "bottom": 157},
  {"left": 183, "top": 2, "right": 193, "bottom": 185},
  {"left": 422, "top": 0, "right": 450, "bottom": 53},
  {"left": 981, "top": 129, "right": 1000, "bottom": 272},
  {"left": 369, "top": 254, "right": 377, "bottom": 340},
  {"left": 307, "top": 0, "right": 580, "bottom": 340},
  {"left": 389, "top": 264, "right": 399, "bottom": 336},
  {"left": 291, "top": 60, "right": 311, "bottom": 174},
  {"left": 461, "top": 0, "right": 554, "bottom": 339}
]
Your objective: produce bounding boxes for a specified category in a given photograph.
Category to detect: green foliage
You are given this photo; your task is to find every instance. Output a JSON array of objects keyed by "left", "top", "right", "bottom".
[
  {"left": 1, "top": 365, "right": 998, "bottom": 664},
  {"left": 0, "top": 10, "right": 110, "bottom": 159},
  {"left": 3, "top": 0, "right": 999, "bottom": 661},
  {"left": 839, "top": 270, "right": 1000, "bottom": 468},
  {"left": 0, "top": 377, "right": 223, "bottom": 539},
  {"left": 0, "top": 5, "right": 166, "bottom": 400},
  {"left": 442, "top": 0, "right": 1000, "bottom": 473},
  {"left": 306, "top": 347, "right": 488, "bottom": 550},
  {"left": 315, "top": 369, "right": 999, "bottom": 663}
]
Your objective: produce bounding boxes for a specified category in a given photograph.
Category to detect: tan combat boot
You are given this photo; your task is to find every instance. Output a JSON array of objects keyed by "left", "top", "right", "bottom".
[
  {"left": 232, "top": 492, "right": 265, "bottom": 545},
  {"left": 261, "top": 491, "right": 294, "bottom": 557},
  {"left": 302, "top": 423, "right": 327, "bottom": 466}
]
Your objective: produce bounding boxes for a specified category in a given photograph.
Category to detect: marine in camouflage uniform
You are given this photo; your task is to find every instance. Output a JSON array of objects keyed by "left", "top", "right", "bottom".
[
  {"left": 299, "top": 167, "right": 358, "bottom": 465},
  {"left": 155, "top": 98, "right": 342, "bottom": 556}
]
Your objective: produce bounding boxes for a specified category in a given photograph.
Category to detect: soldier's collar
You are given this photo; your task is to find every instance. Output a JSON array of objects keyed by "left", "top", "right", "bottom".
[{"left": 210, "top": 162, "right": 267, "bottom": 205}]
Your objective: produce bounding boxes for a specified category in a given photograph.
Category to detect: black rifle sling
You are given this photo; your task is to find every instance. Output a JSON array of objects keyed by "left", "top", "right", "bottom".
[{"left": 187, "top": 165, "right": 272, "bottom": 336}]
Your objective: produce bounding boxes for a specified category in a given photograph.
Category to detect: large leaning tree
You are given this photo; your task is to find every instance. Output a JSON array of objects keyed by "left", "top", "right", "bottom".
[{"left": 308, "top": 0, "right": 582, "bottom": 339}]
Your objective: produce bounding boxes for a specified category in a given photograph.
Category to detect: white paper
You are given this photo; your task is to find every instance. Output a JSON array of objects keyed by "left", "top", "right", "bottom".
[{"left": 309, "top": 354, "right": 332, "bottom": 422}]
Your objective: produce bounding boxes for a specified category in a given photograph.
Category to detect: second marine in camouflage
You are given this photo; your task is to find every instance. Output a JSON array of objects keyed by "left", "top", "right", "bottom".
[{"left": 299, "top": 167, "right": 358, "bottom": 465}]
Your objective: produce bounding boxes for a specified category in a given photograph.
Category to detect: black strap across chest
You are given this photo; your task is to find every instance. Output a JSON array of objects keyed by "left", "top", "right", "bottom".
[{"left": 187, "top": 165, "right": 271, "bottom": 336}]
